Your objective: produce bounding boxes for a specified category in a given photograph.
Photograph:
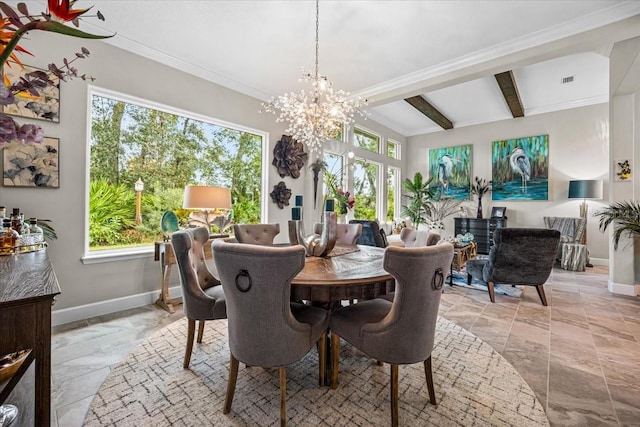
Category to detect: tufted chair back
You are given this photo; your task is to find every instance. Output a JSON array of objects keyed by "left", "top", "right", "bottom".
[
  {"left": 212, "top": 240, "right": 330, "bottom": 424},
  {"left": 171, "top": 227, "right": 226, "bottom": 368},
  {"left": 328, "top": 243, "right": 454, "bottom": 424},
  {"left": 233, "top": 223, "right": 280, "bottom": 245},
  {"left": 400, "top": 228, "right": 441, "bottom": 247},
  {"left": 314, "top": 222, "right": 362, "bottom": 245}
]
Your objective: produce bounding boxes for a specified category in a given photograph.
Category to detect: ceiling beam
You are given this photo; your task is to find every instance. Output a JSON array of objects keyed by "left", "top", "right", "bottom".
[
  {"left": 495, "top": 71, "right": 524, "bottom": 118},
  {"left": 404, "top": 95, "right": 453, "bottom": 130}
]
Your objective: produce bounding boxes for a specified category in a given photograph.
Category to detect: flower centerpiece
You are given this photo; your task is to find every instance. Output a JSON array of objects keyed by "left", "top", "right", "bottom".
[
  {"left": 0, "top": 0, "right": 111, "bottom": 145},
  {"left": 471, "top": 176, "right": 492, "bottom": 219},
  {"left": 333, "top": 187, "right": 355, "bottom": 215},
  {"left": 322, "top": 160, "right": 354, "bottom": 219}
]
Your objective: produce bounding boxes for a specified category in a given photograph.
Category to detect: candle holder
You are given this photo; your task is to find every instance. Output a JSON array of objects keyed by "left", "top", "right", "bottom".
[{"left": 288, "top": 211, "right": 337, "bottom": 257}]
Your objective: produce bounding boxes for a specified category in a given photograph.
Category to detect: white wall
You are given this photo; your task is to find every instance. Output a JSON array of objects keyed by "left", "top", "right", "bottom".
[
  {"left": 1, "top": 33, "right": 405, "bottom": 321},
  {"left": 406, "top": 103, "right": 610, "bottom": 262},
  {"left": 608, "top": 36, "right": 640, "bottom": 295}
]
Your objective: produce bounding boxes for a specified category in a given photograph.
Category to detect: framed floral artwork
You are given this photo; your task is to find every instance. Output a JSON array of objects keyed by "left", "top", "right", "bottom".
[
  {"left": 1, "top": 64, "right": 60, "bottom": 123},
  {"left": 3, "top": 138, "right": 59, "bottom": 188},
  {"left": 615, "top": 159, "right": 631, "bottom": 182}
]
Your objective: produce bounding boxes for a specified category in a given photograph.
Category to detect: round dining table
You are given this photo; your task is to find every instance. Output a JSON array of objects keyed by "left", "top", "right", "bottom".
[{"left": 290, "top": 245, "right": 394, "bottom": 303}]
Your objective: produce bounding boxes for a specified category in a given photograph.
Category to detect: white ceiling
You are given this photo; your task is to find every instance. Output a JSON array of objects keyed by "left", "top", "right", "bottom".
[{"left": 80, "top": 0, "right": 640, "bottom": 137}]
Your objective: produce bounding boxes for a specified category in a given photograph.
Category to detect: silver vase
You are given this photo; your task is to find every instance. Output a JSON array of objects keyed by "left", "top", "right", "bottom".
[{"left": 288, "top": 212, "right": 337, "bottom": 257}]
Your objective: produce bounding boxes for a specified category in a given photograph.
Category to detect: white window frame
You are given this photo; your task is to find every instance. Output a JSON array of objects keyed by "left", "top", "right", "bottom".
[
  {"left": 354, "top": 126, "right": 382, "bottom": 154},
  {"left": 387, "top": 138, "right": 401, "bottom": 160},
  {"left": 352, "top": 156, "right": 383, "bottom": 221},
  {"left": 387, "top": 165, "right": 401, "bottom": 221},
  {"left": 82, "top": 86, "right": 269, "bottom": 264}
]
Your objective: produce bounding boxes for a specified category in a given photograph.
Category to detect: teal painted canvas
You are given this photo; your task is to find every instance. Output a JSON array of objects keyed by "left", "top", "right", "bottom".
[
  {"left": 428, "top": 144, "right": 472, "bottom": 199},
  {"left": 492, "top": 135, "right": 549, "bottom": 200}
]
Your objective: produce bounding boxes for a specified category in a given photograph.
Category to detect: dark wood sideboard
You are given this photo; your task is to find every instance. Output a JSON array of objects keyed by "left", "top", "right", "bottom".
[
  {"left": 0, "top": 250, "right": 61, "bottom": 427},
  {"left": 454, "top": 217, "right": 507, "bottom": 254}
]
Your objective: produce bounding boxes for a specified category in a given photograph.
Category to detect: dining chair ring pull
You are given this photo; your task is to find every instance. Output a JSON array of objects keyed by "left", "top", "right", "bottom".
[
  {"left": 432, "top": 268, "right": 444, "bottom": 291},
  {"left": 235, "top": 269, "right": 252, "bottom": 292}
]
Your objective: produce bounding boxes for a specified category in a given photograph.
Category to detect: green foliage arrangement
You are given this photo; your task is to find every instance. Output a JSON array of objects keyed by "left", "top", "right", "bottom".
[
  {"left": 595, "top": 201, "right": 640, "bottom": 250},
  {"left": 401, "top": 172, "right": 436, "bottom": 228}
]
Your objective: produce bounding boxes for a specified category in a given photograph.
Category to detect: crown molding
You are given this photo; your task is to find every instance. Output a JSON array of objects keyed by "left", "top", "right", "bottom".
[{"left": 98, "top": 33, "right": 271, "bottom": 102}]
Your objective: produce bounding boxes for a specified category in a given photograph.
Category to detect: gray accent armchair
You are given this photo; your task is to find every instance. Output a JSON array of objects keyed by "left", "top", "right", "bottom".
[
  {"left": 329, "top": 244, "right": 454, "bottom": 426},
  {"left": 171, "top": 227, "right": 226, "bottom": 368},
  {"left": 314, "top": 222, "right": 362, "bottom": 245},
  {"left": 465, "top": 228, "right": 561, "bottom": 305},
  {"left": 233, "top": 223, "right": 280, "bottom": 245},
  {"left": 212, "top": 240, "right": 329, "bottom": 425}
]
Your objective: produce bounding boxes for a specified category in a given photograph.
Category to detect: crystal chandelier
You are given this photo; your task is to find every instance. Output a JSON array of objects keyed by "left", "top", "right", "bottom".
[{"left": 261, "top": 0, "right": 368, "bottom": 154}]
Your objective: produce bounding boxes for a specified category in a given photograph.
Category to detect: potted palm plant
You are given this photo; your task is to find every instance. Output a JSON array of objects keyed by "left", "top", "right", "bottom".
[
  {"left": 401, "top": 172, "right": 436, "bottom": 229},
  {"left": 595, "top": 201, "right": 640, "bottom": 250}
]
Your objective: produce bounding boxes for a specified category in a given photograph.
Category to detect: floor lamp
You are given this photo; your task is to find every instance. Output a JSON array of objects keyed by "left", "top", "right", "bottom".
[
  {"left": 183, "top": 185, "right": 232, "bottom": 232},
  {"left": 568, "top": 179, "right": 602, "bottom": 267}
]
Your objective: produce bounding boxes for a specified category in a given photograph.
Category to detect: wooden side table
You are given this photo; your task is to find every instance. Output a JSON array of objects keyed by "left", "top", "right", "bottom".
[
  {"left": 153, "top": 234, "right": 228, "bottom": 313},
  {"left": 450, "top": 242, "right": 477, "bottom": 285}
]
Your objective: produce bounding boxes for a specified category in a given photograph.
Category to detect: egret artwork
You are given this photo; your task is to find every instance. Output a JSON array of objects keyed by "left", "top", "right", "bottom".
[
  {"left": 428, "top": 144, "right": 472, "bottom": 199},
  {"left": 491, "top": 135, "right": 549, "bottom": 201}
]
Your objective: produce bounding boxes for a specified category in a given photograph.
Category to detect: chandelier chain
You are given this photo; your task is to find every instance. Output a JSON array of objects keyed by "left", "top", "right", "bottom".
[
  {"left": 315, "top": 0, "right": 320, "bottom": 82},
  {"left": 260, "top": 0, "right": 369, "bottom": 154}
]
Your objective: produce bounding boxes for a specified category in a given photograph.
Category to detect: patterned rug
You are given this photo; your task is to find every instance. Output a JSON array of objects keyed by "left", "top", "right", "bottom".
[
  {"left": 84, "top": 317, "right": 548, "bottom": 427},
  {"left": 449, "top": 268, "right": 524, "bottom": 298}
]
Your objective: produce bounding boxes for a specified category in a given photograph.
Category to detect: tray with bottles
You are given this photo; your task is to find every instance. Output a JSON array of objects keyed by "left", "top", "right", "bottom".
[{"left": 0, "top": 238, "right": 47, "bottom": 255}]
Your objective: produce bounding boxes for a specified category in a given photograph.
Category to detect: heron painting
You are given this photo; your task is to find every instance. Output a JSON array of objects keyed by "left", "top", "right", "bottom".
[
  {"left": 428, "top": 144, "right": 472, "bottom": 199},
  {"left": 491, "top": 135, "right": 549, "bottom": 201}
]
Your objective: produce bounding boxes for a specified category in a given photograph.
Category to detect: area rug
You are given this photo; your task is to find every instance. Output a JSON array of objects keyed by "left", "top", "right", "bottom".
[
  {"left": 84, "top": 317, "right": 548, "bottom": 427},
  {"left": 449, "top": 268, "right": 524, "bottom": 298}
]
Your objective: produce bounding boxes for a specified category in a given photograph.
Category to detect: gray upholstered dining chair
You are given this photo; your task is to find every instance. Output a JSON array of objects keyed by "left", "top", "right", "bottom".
[
  {"left": 212, "top": 240, "right": 330, "bottom": 426},
  {"left": 233, "top": 223, "right": 280, "bottom": 245},
  {"left": 400, "top": 228, "right": 441, "bottom": 247},
  {"left": 465, "top": 227, "right": 561, "bottom": 305},
  {"left": 171, "top": 227, "right": 226, "bottom": 369},
  {"left": 329, "top": 244, "right": 454, "bottom": 427},
  {"left": 349, "top": 219, "right": 388, "bottom": 247},
  {"left": 314, "top": 222, "right": 362, "bottom": 245},
  {"left": 377, "top": 228, "right": 443, "bottom": 303}
]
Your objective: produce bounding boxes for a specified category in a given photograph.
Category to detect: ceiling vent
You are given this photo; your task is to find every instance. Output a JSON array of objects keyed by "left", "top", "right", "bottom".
[{"left": 561, "top": 76, "right": 574, "bottom": 84}]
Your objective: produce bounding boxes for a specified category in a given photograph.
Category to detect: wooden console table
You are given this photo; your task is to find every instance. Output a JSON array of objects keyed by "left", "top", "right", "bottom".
[
  {"left": 450, "top": 242, "right": 477, "bottom": 285},
  {"left": 154, "top": 234, "right": 228, "bottom": 313},
  {"left": 0, "top": 250, "right": 61, "bottom": 427}
]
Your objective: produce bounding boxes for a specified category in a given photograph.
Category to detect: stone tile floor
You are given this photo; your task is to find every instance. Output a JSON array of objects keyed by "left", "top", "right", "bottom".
[{"left": 48, "top": 265, "right": 640, "bottom": 427}]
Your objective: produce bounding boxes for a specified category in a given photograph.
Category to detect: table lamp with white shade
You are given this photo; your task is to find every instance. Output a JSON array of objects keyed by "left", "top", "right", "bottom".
[{"left": 183, "top": 185, "right": 232, "bottom": 231}]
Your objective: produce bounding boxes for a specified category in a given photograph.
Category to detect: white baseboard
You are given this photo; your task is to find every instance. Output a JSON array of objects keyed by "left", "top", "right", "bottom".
[
  {"left": 608, "top": 280, "right": 639, "bottom": 296},
  {"left": 589, "top": 257, "right": 608, "bottom": 267},
  {"left": 52, "top": 286, "right": 183, "bottom": 326}
]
